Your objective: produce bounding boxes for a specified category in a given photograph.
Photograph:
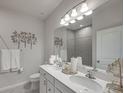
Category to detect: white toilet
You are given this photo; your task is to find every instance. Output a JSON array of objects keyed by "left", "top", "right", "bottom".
[{"left": 30, "top": 73, "right": 40, "bottom": 90}]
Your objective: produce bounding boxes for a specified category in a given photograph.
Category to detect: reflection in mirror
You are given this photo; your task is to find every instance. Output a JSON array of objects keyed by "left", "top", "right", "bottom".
[
  {"left": 96, "top": 26, "right": 123, "bottom": 70},
  {"left": 54, "top": 0, "right": 122, "bottom": 70},
  {"left": 67, "top": 26, "right": 92, "bottom": 66},
  {"left": 54, "top": 27, "right": 68, "bottom": 62},
  {"left": 54, "top": 15, "right": 92, "bottom": 66}
]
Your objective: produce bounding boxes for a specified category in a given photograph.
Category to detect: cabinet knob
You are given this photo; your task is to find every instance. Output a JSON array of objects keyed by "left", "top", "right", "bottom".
[
  {"left": 97, "top": 60, "right": 100, "bottom": 63},
  {"left": 48, "top": 88, "right": 51, "bottom": 91},
  {"left": 44, "top": 73, "right": 46, "bottom": 76}
]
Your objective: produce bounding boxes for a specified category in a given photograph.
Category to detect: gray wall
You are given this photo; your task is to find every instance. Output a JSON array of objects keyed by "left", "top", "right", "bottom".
[
  {"left": 75, "top": 27, "right": 92, "bottom": 66},
  {"left": 0, "top": 8, "right": 44, "bottom": 93},
  {"left": 67, "top": 27, "right": 92, "bottom": 66},
  {"left": 67, "top": 30, "right": 75, "bottom": 61}
]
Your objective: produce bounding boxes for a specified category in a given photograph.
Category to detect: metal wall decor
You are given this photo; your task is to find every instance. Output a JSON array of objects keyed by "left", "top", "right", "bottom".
[
  {"left": 54, "top": 37, "right": 63, "bottom": 47},
  {"left": 11, "top": 31, "right": 37, "bottom": 49}
]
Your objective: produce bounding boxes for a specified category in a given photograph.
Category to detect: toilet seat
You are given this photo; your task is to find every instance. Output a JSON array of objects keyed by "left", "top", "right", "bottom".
[
  {"left": 30, "top": 73, "right": 40, "bottom": 90},
  {"left": 30, "top": 73, "right": 40, "bottom": 82}
]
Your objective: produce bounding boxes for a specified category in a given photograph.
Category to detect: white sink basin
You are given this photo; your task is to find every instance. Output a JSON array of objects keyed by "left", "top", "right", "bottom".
[{"left": 70, "top": 76, "right": 103, "bottom": 93}]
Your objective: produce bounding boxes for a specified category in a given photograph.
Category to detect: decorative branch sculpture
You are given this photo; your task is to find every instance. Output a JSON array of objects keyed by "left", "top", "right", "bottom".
[
  {"left": 106, "top": 58, "right": 123, "bottom": 92},
  {"left": 11, "top": 31, "right": 37, "bottom": 49}
]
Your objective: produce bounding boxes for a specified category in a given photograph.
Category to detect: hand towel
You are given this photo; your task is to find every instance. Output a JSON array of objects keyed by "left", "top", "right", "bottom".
[
  {"left": 10, "top": 49, "right": 20, "bottom": 71},
  {"left": 49, "top": 55, "right": 56, "bottom": 64},
  {"left": 77, "top": 57, "right": 82, "bottom": 66},
  {"left": 71, "top": 57, "right": 78, "bottom": 73},
  {"left": 0, "top": 49, "right": 11, "bottom": 72}
]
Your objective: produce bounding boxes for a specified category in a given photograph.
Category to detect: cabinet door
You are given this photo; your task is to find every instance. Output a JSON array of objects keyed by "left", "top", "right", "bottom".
[
  {"left": 40, "top": 75, "right": 47, "bottom": 93},
  {"left": 55, "top": 88, "right": 62, "bottom": 93},
  {"left": 47, "top": 81, "right": 54, "bottom": 93},
  {"left": 55, "top": 80, "right": 74, "bottom": 93}
]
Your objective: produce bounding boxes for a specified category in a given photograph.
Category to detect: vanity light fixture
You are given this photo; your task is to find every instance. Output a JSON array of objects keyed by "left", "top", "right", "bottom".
[
  {"left": 60, "top": 19, "right": 65, "bottom": 25},
  {"left": 77, "top": 16, "right": 84, "bottom": 20},
  {"left": 80, "top": 25, "right": 84, "bottom": 27},
  {"left": 84, "top": 10, "right": 93, "bottom": 15},
  {"left": 70, "top": 20, "right": 76, "bottom": 24},
  {"left": 60, "top": 0, "right": 93, "bottom": 26},
  {"left": 80, "top": 3, "right": 88, "bottom": 13},
  {"left": 64, "top": 14, "right": 70, "bottom": 21},
  {"left": 71, "top": 9, "right": 78, "bottom": 17},
  {"left": 64, "top": 23, "right": 69, "bottom": 26}
]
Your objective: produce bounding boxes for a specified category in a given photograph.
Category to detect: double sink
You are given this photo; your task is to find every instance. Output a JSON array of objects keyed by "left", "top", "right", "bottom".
[{"left": 40, "top": 65, "right": 107, "bottom": 93}]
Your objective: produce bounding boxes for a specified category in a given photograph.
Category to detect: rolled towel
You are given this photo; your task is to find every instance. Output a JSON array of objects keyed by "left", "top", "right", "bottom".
[
  {"left": 77, "top": 57, "right": 82, "bottom": 66},
  {"left": 49, "top": 55, "right": 56, "bottom": 65},
  {"left": 71, "top": 57, "right": 78, "bottom": 73}
]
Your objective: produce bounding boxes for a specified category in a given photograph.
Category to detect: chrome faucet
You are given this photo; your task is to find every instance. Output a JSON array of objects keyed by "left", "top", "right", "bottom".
[
  {"left": 85, "top": 70, "right": 95, "bottom": 79},
  {"left": 92, "top": 65, "right": 97, "bottom": 72}
]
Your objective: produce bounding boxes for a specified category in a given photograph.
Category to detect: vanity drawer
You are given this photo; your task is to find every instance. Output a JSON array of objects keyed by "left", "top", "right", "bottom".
[
  {"left": 47, "top": 81, "right": 54, "bottom": 93},
  {"left": 40, "top": 68, "right": 46, "bottom": 76},
  {"left": 40, "top": 68, "right": 54, "bottom": 85},
  {"left": 55, "top": 88, "right": 62, "bottom": 93},
  {"left": 55, "top": 79, "right": 75, "bottom": 93},
  {"left": 46, "top": 72, "right": 54, "bottom": 85}
]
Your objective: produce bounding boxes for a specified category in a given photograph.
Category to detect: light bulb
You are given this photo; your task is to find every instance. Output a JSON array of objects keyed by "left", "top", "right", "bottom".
[
  {"left": 70, "top": 20, "right": 76, "bottom": 24},
  {"left": 64, "top": 23, "right": 69, "bottom": 26},
  {"left": 64, "top": 14, "right": 70, "bottom": 21},
  {"left": 60, "top": 19, "right": 65, "bottom": 25},
  {"left": 80, "top": 25, "right": 83, "bottom": 27},
  {"left": 71, "top": 9, "right": 78, "bottom": 17},
  {"left": 80, "top": 3, "right": 88, "bottom": 13},
  {"left": 84, "top": 10, "right": 93, "bottom": 16},
  {"left": 77, "top": 16, "right": 84, "bottom": 20}
]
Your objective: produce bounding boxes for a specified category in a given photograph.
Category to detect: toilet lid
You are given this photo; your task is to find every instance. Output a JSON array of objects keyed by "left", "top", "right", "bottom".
[{"left": 30, "top": 73, "right": 40, "bottom": 79}]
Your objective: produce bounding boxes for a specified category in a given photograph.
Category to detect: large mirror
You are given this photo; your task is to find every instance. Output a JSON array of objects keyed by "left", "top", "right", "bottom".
[
  {"left": 54, "top": 0, "right": 122, "bottom": 70},
  {"left": 54, "top": 15, "right": 92, "bottom": 66}
]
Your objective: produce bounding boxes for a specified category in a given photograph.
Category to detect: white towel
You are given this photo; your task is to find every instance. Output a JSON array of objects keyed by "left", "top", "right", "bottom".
[
  {"left": 77, "top": 57, "right": 82, "bottom": 66},
  {"left": 71, "top": 57, "right": 78, "bottom": 73},
  {"left": 10, "top": 49, "right": 20, "bottom": 71},
  {"left": 0, "top": 49, "right": 11, "bottom": 72},
  {"left": 49, "top": 55, "right": 56, "bottom": 64}
]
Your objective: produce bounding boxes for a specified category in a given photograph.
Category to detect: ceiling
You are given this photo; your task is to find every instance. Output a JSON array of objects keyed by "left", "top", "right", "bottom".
[{"left": 0, "top": 0, "right": 63, "bottom": 20}]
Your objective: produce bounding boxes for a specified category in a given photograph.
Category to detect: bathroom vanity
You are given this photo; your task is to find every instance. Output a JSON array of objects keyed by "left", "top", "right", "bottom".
[{"left": 40, "top": 65, "right": 107, "bottom": 93}]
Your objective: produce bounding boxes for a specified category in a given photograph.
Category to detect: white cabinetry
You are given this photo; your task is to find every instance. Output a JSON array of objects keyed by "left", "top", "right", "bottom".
[
  {"left": 40, "top": 69, "right": 47, "bottom": 93},
  {"left": 55, "top": 80, "right": 74, "bottom": 93},
  {"left": 40, "top": 68, "right": 74, "bottom": 93},
  {"left": 55, "top": 89, "right": 62, "bottom": 93},
  {"left": 47, "top": 81, "right": 54, "bottom": 93}
]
